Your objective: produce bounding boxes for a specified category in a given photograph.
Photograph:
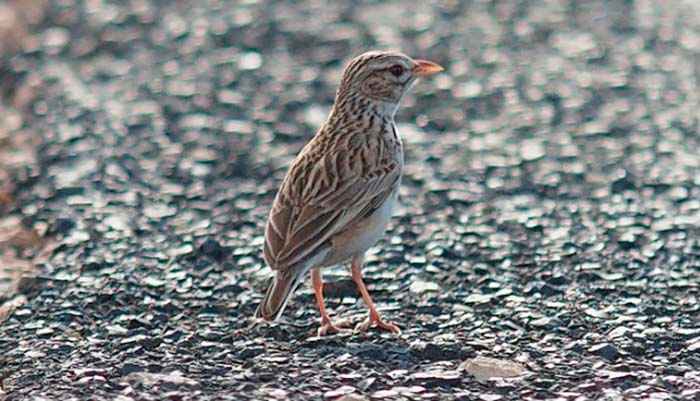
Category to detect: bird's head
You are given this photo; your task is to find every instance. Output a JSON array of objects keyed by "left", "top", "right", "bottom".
[{"left": 335, "top": 50, "right": 443, "bottom": 117}]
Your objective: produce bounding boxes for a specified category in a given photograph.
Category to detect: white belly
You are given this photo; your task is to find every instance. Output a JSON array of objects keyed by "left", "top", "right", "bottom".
[{"left": 323, "top": 188, "right": 398, "bottom": 266}]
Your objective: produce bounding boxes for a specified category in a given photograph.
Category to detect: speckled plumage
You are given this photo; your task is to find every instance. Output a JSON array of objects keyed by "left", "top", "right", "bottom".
[{"left": 255, "top": 51, "right": 443, "bottom": 335}]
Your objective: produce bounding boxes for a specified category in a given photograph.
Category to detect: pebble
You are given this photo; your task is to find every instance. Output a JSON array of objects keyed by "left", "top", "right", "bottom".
[
  {"left": 409, "top": 279, "right": 440, "bottom": 293},
  {"left": 589, "top": 343, "right": 620, "bottom": 361}
]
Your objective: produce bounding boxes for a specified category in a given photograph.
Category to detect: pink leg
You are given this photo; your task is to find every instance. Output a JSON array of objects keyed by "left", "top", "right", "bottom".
[
  {"left": 350, "top": 256, "right": 401, "bottom": 334},
  {"left": 312, "top": 268, "right": 349, "bottom": 336}
]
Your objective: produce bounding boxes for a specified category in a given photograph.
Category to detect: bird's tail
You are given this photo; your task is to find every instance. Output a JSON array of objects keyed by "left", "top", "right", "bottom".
[{"left": 254, "top": 270, "right": 301, "bottom": 321}]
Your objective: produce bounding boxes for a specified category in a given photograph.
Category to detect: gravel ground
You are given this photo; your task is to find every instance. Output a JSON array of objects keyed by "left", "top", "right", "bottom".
[{"left": 1, "top": 1, "right": 700, "bottom": 400}]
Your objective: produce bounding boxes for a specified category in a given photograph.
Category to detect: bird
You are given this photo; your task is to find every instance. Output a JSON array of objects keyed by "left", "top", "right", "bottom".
[{"left": 254, "top": 50, "right": 443, "bottom": 336}]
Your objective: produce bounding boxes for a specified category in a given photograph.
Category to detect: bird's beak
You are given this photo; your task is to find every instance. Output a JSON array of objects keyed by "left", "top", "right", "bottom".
[{"left": 412, "top": 59, "right": 444, "bottom": 77}]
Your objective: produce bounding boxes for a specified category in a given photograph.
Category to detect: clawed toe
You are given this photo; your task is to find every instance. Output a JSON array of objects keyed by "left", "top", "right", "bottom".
[
  {"left": 316, "top": 318, "right": 352, "bottom": 336},
  {"left": 317, "top": 323, "right": 344, "bottom": 336},
  {"left": 355, "top": 316, "right": 401, "bottom": 334}
]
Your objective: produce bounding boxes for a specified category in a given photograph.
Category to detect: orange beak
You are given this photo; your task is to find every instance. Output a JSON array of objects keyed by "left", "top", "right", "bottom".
[{"left": 412, "top": 59, "right": 444, "bottom": 77}]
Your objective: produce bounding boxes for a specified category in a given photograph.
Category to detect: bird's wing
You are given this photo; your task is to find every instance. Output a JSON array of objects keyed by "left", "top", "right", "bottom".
[{"left": 263, "top": 142, "right": 400, "bottom": 272}]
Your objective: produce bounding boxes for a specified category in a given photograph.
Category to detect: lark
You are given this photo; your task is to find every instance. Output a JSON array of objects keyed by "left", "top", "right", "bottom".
[{"left": 255, "top": 51, "right": 443, "bottom": 336}]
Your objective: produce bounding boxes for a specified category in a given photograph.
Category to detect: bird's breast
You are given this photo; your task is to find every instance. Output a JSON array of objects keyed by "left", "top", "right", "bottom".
[{"left": 389, "top": 122, "right": 404, "bottom": 169}]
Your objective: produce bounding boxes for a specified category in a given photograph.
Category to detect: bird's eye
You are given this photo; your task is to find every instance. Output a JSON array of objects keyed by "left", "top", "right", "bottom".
[{"left": 389, "top": 65, "right": 404, "bottom": 77}]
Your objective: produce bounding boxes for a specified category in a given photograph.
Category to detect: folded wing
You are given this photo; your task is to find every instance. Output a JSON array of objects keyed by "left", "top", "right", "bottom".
[{"left": 263, "top": 146, "right": 400, "bottom": 273}]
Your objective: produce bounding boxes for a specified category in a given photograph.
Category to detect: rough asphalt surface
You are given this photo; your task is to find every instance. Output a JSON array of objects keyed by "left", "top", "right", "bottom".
[{"left": 1, "top": 1, "right": 700, "bottom": 400}]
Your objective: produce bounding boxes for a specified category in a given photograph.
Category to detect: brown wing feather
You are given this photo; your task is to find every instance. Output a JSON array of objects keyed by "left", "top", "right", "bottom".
[{"left": 263, "top": 137, "right": 400, "bottom": 272}]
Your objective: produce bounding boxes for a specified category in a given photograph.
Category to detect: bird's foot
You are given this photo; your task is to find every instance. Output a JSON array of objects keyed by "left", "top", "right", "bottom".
[
  {"left": 355, "top": 314, "right": 401, "bottom": 334},
  {"left": 317, "top": 318, "right": 352, "bottom": 336}
]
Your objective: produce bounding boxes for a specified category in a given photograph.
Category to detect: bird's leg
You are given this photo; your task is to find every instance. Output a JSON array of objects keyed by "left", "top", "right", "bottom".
[
  {"left": 350, "top": 256, "right": 401, "bottom": 334},
  {"left": 312, "top": 268, "right": 348, "bottom": 336}
]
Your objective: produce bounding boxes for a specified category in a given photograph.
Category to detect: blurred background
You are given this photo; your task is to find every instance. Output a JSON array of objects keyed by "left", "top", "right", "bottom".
[{"left": 1, "top": 1, "right": 699, "bottom": 400}]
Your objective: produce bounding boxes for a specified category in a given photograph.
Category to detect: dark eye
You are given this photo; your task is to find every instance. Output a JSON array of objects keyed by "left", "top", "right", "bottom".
[{"left": 389, "top": 65, "right": 404, "bottom": 77}]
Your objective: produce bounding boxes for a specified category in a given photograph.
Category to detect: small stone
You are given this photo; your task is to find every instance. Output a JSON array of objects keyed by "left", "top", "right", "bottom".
[
  {"left": 608, "top": 326, "right": 631, "bottom": 339},
  {"left": 454, "top": 81, "right": 482, "bottom": 98},
  {"left": 337, "top": 395, "right": 369, "bottom": 401},
  {"left": 409, "top": 279, "right": 440, "bottom": 293},
  {"left": 268, "top": 389, "right": 288, "bottom": 399},
  {"left": 584, "top": 308, "right": 609, "bottom": 319},
  {"left": 411, "top": 369, "right": 461, "bottom": 385},
  {"left": 25, "top": 350, "right": 46, "bottom": 358},
  {"left": 460, "top": 357, "right": 526, "bottom": 381},
  {"left": 143, "top": 276, "right": 165, "bottom": 288},
  {"left": 119, "top": 362, "right": 145, "bottom": 376},
  {"left": 43, "top": 27, "right": 70, "bottom": 51},
  {"left": 520, "top": 139, "right": 545, "bottom": 161},
  {"left": 324, "top": 386, "right": 356, "bottom": 399},
  {"left": 589, "top": 343, "right": 619, "bottom": 361},
  {"left": 143, "top": 203, "right": 176, "bottom": 219},
  {"left": 199, "top": 238, "right": 225, "bottom": 260},
  {"left": 371, "top": 389, "right": 399, "bottom": 399},
  {"left": 106, "top": 325, "right": 128, "bottom": 336},
  {"left": 64, "top": 230, "right": 90, "bottom": 245},
  {"left": 530, "top": 317, "right": 553, "bottom": 328},
  {"left": 121, "top": 334, "right": 148, "bottom": 345},
  {"left": 464, "top": 293, "right": 493, "bottom": 304},
  {"left": 602, "top": 370, "right": 635, "bottom": 380},
  {"left": 36, "top": 327, "right": 54, "bottom": 336},
  {"left": 409, "top": 340, "right": 460, "bottom": 361},
  {"left": 168, "top": 244, "right": 193, "bottom": 257},
  {"left": 304, "top": 105, "right": 328, "bottom": 127},
  {"left": 54, "top": 217, "right": 75, "bottom": 234},
  {"left": 687, "top": 337, "right": 700, "bottom": 352},
  {"left": 239, "top": 52, "right": 262, "bottom": 70},
  {"left": 387, "top": 369, "right": 409, "bottom": 380}
]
